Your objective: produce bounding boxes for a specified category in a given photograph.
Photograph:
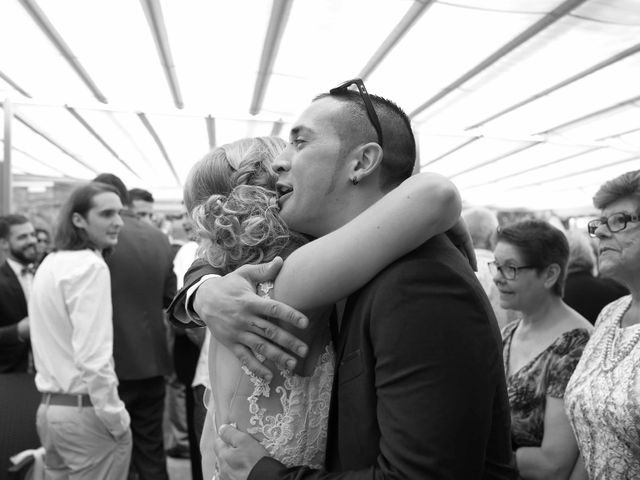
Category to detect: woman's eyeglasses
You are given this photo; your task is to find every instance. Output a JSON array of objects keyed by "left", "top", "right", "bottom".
[
  {"left": 488, "top": 261, "right": 536, "bottom": 280},
  {"left": 587, "top": 212, "right": 640, "bottom": 237}
]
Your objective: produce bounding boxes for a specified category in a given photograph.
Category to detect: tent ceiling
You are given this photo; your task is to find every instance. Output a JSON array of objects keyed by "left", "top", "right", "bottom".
[{"left": 1, "top": 0, "right": 639, "bottom": 212}]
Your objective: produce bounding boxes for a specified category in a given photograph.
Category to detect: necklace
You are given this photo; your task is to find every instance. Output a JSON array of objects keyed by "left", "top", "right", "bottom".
[{"left": 602, "top": 299, "right": 640, "bottom": 372}]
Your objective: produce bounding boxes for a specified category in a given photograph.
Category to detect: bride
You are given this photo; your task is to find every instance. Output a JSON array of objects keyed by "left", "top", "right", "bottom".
[{"left": 184, "top": 136, "right": 468, "bottom": 477}]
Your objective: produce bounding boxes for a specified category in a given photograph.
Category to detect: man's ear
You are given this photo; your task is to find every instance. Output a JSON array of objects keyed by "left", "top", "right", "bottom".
[
  {"left": 351, "top": 142, "right": 384, "bottom": 182},
  {"left": 0, "top": 238, "right": 8, "bottom": 252},
  {"left": 71, "top": 212, "right": 87, "bottom": 230}
]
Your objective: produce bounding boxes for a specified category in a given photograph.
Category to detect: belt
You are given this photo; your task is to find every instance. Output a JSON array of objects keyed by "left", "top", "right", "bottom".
[{"left": 41, "top": 392, "right": 93, "bottom": 407}]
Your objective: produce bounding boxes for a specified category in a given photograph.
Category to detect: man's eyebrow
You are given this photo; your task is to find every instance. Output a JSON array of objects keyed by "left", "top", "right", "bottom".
[{"left": 289, "top": 125, "right": 312, "bottom": 138}]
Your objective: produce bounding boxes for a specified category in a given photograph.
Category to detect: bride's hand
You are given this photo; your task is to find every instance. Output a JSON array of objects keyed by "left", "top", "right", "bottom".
[
  {"left": 193, "top": 257, "right": 309, "bottom": 381},
  {"left": 446, "top": 218, "right": 477, "bottom": 271},
  {"left": 215, "top": 424, "right": 268, "bottom": 480}
]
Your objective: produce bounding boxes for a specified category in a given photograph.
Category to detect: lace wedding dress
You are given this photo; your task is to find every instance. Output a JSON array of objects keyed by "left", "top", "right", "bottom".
[{"left": 209, "top": 282, "right": 334, "bottom": 478}]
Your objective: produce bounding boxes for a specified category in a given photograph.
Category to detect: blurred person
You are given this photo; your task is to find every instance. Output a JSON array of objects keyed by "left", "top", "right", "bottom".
[
  {"left": 128, "top": 188, "right": 155, "bottom": 226},
  {"left": 565, "top": 169, "right": 640, "bottom": 479},
  {"left": 0, "top": 214, "right": 37, "bottom": 373},
  {"left": 93, "top": 173, "right": 176, "bottom": 480},
  {"left": 169, "top": 207, "right": 204, "bottom": 479},
  {"left": 30, "top": 182, "right": 131, "bottom": 478},
  {"left": 492, "top": 220, "right": 592, "bottom": 479},
  {"left": 462, "top": 206, "right": 515, "bottom": 329},
  {"left": 563, "top": 229, "right": 628, "bottom": 325},
  {"left": 34, "top": 227, "right": 51, "bottom": 265}
]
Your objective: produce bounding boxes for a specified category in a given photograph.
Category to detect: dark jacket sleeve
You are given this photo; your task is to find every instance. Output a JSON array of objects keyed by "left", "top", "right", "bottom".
[
  {"left": 0, "top": 323, "right": 21, "bottom": 346},
  {"left": 166, "top": 258, "right": 221, "bottom": 328}
]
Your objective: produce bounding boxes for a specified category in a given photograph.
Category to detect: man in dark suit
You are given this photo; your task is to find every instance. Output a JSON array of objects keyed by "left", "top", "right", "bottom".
[
  {"left": 0, "top": 214, "right": 37, "bottom": 373},
  {"left": 93, "top": 174, "right": 177, "bottom": 480},
  {"left": 169, "top": 83, "right": 515, "bottom": 479}
]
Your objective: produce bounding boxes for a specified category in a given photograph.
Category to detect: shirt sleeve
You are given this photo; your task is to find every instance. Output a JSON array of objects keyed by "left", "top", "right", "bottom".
[
  {"left": 184, "top": 274, "right": 220, "bottom": 325},
  {"left": 62, "top": 257, "right": 130, "bottom": 437},
  {"left": 546, "top": 330, "right": 590, "bottom": 399}
]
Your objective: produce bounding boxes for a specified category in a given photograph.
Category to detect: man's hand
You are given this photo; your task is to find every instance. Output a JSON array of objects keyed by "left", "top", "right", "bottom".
[
  {"left": 193, "top": 257, "right": 309, "bottom": 380},
  {"left": 17, "top": 317, "right": 29, "bottom": 341},
  {"left": 214, "top": 424, "right": 268, "bottom": 480},
  {"left": 446, "top": 218, "right": 478, "bottom": 271}
]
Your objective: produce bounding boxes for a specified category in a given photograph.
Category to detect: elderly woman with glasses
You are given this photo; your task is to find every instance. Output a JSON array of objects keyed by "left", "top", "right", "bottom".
[
  {"left": 491, "top": 219, "right": 592, "bottom": 479},
  {"left": 565, "top": 169, "right": 640, "bottom": 479}
]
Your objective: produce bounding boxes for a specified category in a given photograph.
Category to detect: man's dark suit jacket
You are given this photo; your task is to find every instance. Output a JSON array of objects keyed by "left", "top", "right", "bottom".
[
  {"left": 169, "top": 235, "right": 515, "bottom": 479},
  {"left": 106, "top": 212, "right": 177, "bottom": 380},
  {"left": 0, "top": 262, "right": 30, "bottom": 373}
]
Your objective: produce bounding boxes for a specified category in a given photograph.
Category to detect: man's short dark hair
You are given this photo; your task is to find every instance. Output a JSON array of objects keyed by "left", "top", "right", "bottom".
[
  {"left": 316, "top": 90, "right": 416, "bottom": 191},
  {"left": 128, "top": 188, "right": 154, "bottom": 205},
  {"left": 93, "top": 173, "right": 129, "bottom": 205},
  {"left": 0, "top": 214, "right": 30, "bottom": 240}
]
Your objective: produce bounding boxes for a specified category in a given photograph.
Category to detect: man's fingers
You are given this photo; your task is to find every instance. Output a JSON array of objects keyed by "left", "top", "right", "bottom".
[
  {"left": 255, "top": 297, "right": 308, "bottom": 330},
  {"left": 231, "top": 344, "right": 274, "bottom": 381},
  {"left": 218, "top": 423, "right": 243, "bottom": 448},
  {"left": 237, "top": 257, "right": 284, "bottom": 284}
]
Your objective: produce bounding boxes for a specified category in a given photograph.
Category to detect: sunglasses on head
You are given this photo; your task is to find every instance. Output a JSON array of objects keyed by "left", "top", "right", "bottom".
[{"left": 329, "top": 78, "right": 384, "bottom": 148}]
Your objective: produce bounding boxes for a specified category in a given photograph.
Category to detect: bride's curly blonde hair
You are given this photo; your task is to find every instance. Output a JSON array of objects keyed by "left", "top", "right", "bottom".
[{"left": 185, "top": 137, "right": 303, "bottom": 273}]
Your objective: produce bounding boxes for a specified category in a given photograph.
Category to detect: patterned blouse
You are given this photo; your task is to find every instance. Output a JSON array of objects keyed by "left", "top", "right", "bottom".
[
  {"left": 502, "top": 321, "right": 590, "bottom": 448},
  {"left": 565, "top": 295, "right": 640, "bottom": 479}
]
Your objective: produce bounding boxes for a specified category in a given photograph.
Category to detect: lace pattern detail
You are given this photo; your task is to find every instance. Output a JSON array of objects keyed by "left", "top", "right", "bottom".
[
  {"left": 565, "top": 295, "right": 640, "bottom": 479},
  {"left": 241, "top": 344, "right": 334, "bottom": 469}
]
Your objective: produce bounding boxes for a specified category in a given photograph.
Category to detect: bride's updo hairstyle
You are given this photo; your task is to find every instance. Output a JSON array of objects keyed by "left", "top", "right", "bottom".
[{"left": 185, "top": 136, "right": 299, "bottom": 273}]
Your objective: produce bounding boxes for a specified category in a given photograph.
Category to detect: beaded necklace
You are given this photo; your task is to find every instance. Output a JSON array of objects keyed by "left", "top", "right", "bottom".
[{"left": 601, "top": 298, "right": 640, "bottom": 372}]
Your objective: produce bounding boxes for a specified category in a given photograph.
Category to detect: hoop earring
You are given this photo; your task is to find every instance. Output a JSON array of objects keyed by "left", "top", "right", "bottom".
[{"left": 351, "top": 177, "right": 359, "bottom": 186}]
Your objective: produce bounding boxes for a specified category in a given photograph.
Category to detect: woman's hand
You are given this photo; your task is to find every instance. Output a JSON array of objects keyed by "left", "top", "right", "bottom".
[{"left": 446, "top": 218, "right": 477, "bottom": 271}]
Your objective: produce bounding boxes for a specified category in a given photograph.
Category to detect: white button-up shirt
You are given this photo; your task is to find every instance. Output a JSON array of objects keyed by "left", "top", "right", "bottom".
[
  {"left": 30, "top": 249, "right": 130, "bottom": 437},
  {"left": 6, "top": 257, "right": 33, "bottom": 303}
]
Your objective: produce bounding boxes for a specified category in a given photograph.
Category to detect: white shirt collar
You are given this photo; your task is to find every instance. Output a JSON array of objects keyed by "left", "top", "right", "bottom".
[{"left": 6, "top": 257, "right": 31, "bottom": 278}]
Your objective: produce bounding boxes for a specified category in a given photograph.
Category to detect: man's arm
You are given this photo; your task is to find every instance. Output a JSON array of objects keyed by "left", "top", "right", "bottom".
[
  {"left": 166, "top": 257, "right": 310, "bottom": 378},
  {"left": 0, "top": 318, "right": 27, "bottom": 345}
]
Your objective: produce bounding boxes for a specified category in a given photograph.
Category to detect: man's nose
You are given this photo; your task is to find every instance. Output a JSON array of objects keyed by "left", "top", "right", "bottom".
[{"left": 272, "top": 148, "right": 291, "bottom": 173}]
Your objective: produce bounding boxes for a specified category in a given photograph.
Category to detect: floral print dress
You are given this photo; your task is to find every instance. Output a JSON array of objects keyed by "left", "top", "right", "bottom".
[{"left": 502, "top": 321, "right": 590, "bottom": 449}]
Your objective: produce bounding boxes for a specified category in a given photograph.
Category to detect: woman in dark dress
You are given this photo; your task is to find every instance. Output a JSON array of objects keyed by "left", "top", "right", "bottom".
[{"left": 491, "top": 220, "right": 592, "bottom": 479}]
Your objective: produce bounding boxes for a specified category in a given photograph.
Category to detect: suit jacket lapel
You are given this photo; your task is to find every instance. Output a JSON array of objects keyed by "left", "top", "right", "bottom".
[{"left": 0, "top": 262, "right": 28, "bottom": 312}]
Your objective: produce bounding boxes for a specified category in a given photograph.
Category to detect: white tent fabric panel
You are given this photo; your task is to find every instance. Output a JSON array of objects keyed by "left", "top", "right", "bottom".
[{"left": 0, "top": 0, "right": 639, "bottom": 210}]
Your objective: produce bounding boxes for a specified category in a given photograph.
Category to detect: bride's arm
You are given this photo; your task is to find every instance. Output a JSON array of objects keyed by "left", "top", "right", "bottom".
[{"left": 272, "top": 172, "right": 461, "bottom": 310}]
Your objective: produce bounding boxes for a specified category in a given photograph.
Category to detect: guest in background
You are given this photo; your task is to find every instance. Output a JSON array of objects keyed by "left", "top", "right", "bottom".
[
  {"left": 565, "top": 169, "right": 640, "bottom": 479},
  {"left": 0, "top": 214, "right": 37, "bottom": 373},
  {"left": 30, "top": 182, "right": 131, "bottom": 478},
  {"left": 34, "top": 227, "right": 51, "bottom": 265},
  {"left": 94, "top": 173, "right": 176, "bottom": 480},
  {"left": 128, "top": 188, "right": 155, "bottom": 226},
  {"left": 563, "top": 229, "right": 628, "bottom": 325},
  {"left": 492, "top": 220, "right": 592, "bottom": 479},
  {"left": 462, "top": 206, "right": 514, "bottom": 329}
]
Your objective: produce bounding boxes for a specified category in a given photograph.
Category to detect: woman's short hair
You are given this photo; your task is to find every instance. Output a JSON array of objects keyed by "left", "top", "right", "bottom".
[
  {"left": 593, "top": 169, "right": 640, "bottom": 211},
  {"left": 496, "top": 219, "right": 569, "bottom": 297},
  {"left": 185, "top": 137, "right": 304, "bottom": 274},
  {"left": 54, "top": 182, "right": 120, "bottom": 252},
  {"left": 566, "top": 229, "right": 596, "bottom": 275}
]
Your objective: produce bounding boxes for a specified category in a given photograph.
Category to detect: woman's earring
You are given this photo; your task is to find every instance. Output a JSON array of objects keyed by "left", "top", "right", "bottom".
[{"left": 351, "top": 177, "right": 359, "bottom": 186}]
